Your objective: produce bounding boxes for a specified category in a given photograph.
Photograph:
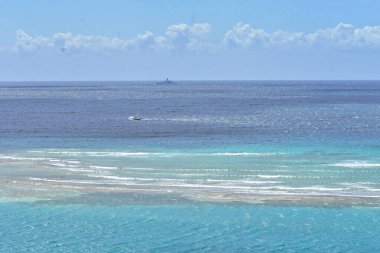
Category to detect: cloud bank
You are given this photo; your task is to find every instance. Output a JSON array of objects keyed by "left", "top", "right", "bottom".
[
  {"left": 16, "top": 29, "right": 168, "bottom": 52},
  {"left": 224, "top": 23, "right": 380, "bottom": 49},
  {"left": 16, "top": 23, "right": 212, "bottom": 53},
  {"left": 14, "top": 23, "right": 380, "bottom": 53}
]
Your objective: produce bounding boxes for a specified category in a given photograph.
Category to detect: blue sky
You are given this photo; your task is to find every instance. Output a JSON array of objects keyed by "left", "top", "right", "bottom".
[{"left": 1, "top": 0, "right": 380, "bottom": 80}]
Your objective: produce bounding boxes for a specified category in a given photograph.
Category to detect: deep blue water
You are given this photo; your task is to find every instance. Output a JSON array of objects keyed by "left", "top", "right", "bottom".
[
  {"left": 1, "top": 81, "right": 380, "bottom": 252},
  {"left": 1, "top": 80, "right": 380, "bottom": 144}
]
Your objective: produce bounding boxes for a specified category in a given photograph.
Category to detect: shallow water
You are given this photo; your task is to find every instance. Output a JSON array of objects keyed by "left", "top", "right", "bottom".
[
  {"left": 1, "top": 202, "right": 380, "bottom": 253},
  {"left": 2, "top": 145, "right": 380, "bottom": 206}
]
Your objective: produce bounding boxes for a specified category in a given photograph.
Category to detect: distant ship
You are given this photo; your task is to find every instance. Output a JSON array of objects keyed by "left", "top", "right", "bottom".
[{"left": 156, "top": 78, "right": 176, "bottom": 84}]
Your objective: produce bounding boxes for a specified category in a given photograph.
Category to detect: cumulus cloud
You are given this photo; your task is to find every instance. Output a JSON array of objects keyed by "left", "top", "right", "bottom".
[
  {"left": 309, "top": 23, "right": 380, "bottom": 48},
  {"left": 15, "top": 23, "right": 212, "bottom": 53},
  {"left": 224, "top": 23, "right": 380, "bottom": 49},
  {"left": 165, "top": 23, "right": 212, "bottom": 50},
  {"left": 16, "top": 29, "right": 168, "bottom": 52}
]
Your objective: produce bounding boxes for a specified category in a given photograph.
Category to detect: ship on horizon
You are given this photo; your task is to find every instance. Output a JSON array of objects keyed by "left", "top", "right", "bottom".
[{"left": 156, "top": 78, "right": 176, "bottom": 84}]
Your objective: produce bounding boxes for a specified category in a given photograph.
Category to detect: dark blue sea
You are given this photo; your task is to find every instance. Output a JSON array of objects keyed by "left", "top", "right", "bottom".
[{"left": 1, "top": 81, "right": 380, "bottom": 252}]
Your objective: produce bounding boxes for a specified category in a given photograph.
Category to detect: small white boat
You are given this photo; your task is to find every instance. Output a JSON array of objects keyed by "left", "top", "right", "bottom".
[{"left": 129, "top": 115, "right": 143, "bottom": 121}]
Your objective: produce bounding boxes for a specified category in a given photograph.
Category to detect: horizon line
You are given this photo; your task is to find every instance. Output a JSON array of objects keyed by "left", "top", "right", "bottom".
[{"left": 1, "top": 79, "right": 380, "bottom": 83}]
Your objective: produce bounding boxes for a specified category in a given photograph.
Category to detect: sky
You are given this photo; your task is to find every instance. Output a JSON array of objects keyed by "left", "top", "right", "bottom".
[{"left": 1, "top": 0, "right": 380, "bottom": 81}]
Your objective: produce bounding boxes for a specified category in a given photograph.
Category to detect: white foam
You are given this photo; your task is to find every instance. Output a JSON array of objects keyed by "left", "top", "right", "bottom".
[
  {"left": 65, "top": 168, "right": 94, "bottom": 173},
  {"left": 67, "top": 160, "right": 81, "bottom": 164},
  {"left": 338, "top": 182, "right": 380, "bottom": 192},
  {"left": 28, "top": 149, "right": 283, "bottom": 158},
  {"left": 89, "top": 165, "right": 118, "bottom": 170},
  {"left": 44, "top": 151, "right": 153, "bottom": 157},
  {"left": 90, "top": 174, "right": 183, "bottom": 182},
  {"left": 250, "top": 185, "right": 345, "bottom": 192},
  {"left": 28, "top": 177, "right": 255, "bottom": 192},
  {"left": 88, "top": 175, "right": 278, "bottom": 189},
  {"left": 257, "top": 174, "right": 293, "bottom": 179},
  {"left": 0, "top": 155, "right": 50, "bottom": 161},
  {"left": 48, "top": 162, "right": 68, "bottom": 167},
  {"left": 210, "top": 152, "right": 280, "bottom": 157},
  {"left": 330, "top": 161, "right": 380, "bottom": 168},
  {"left": 123, "top": 167, "right": 161, "bottom": 171},
  {"left": 28, "top": 177, "right": 95, "bottom": 185},
  {"left": 49, "top": 159, "right": 61, "bottom": 162},
  {"left": 340, "top": 182, "right": 377, "bottom": 186},
  {"left": 205, "top": 179, "right": 280, "bottom": 184},
  {"left": 365, "top": 188, "right": 380, "bottom": 192},
  {"left": 25, "top": 177, "right": 380, "bottom": 198}
]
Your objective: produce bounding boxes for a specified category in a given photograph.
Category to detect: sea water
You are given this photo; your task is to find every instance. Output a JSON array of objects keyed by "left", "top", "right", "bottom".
[{"left": 1, "top": 81, "right": 380, "bottom": 252}]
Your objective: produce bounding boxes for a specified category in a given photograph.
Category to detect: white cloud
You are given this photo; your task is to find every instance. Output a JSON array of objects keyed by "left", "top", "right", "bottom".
[
  {"left": 165, "top": 23, "right": 212, "bottom": 38},
  {"left": 224, "top": 23, "right": 266, "bottom": 48},
  {"left": 309, "top": 23, "right": 380, "bottom": 48},
  {"left": 15, "top": 23, "right": 212, "bottom": 53},
  {"left": 223, "top": 23, "right": 309, "bottom": 49},
  {"left": 224, "top": 23, "right": 380, "bottom": 49},
  {"left": 12, "top": 23, "right": 380, "bottom": 54},
  {"left": 165, "top": 23, "right": 212, "bottom": 50},
  {"left": 16, "top": 29, "right": 168, "bottom": 52}
]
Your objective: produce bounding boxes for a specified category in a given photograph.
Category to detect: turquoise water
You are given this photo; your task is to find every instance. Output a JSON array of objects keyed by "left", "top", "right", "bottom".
[
  {"left": 1, "top": 202, "right": 380, "bottom": 252},
  {"left": 2, "top": 142, "right": 380, "bottom": 206},
  {"left": 1, "top": 81, "right": 380, "bottom": 251}
]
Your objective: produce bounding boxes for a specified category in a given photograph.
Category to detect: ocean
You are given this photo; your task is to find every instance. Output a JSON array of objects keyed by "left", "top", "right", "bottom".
[{"left": 1, "top": 81, "right": 380, "bottom": 252}]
